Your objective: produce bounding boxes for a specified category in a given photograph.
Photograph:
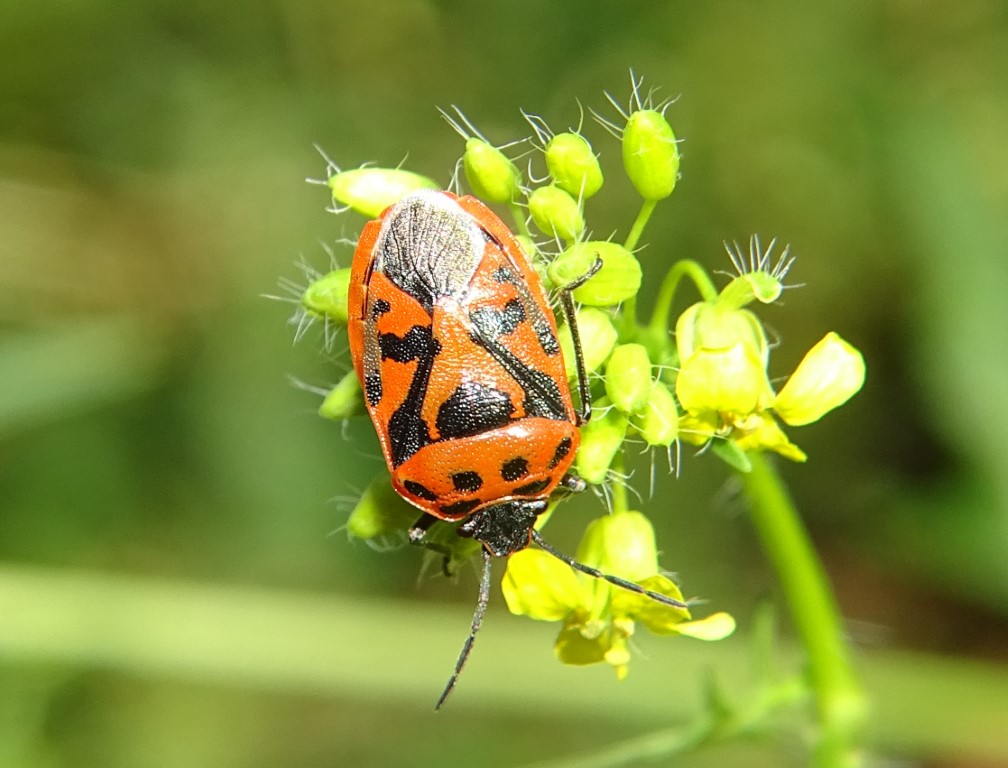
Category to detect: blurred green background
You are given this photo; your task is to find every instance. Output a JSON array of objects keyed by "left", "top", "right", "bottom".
[{"left": 2, "top": 1, "right": 1007, "bottom": 766}]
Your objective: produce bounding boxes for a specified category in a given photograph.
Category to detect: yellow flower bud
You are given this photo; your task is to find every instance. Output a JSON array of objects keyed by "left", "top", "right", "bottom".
[
  {"left": 623, "top": 110, "right": 680, "bottom": 201},
  {"left": 604, "top": 343, "right": 652, "bottom": 414},
  {"left": 463, "top": 137, "right": 521, "bottom": 204},
  {"left": 576, "top": 511, "right": 659, "bottom": 581},
  {"left": 318, "top": 370, "right": 364, "bottom": 421},
  {"left": 718, "top": 270, "right": 783, "bottom": 309},
  {"left": 549, "top": 242, "right": 642, "bottom": 307},
  {"left": 302, "top": 268, "right": 351, "bottom": 324},
  {"left": 528, "top": 184, "right": 585, "bottom": 242},
  {"left": 676, "top": 344, "right": 775, "bottom": 417},
  {"left": 774, "top": 332, "right": 866, "bottom": 426},
  {"left": 675, "top": 302, "right": 769, "bottom": 368},
  {"left": 545, "top": 132, "right": 604, "bottom": 199},
  {"left": 328, "top": 168, "right": 438, "bottom": 218}
]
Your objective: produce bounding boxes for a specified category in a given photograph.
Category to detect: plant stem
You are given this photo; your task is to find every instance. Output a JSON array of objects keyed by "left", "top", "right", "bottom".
[
  {"left": 648, "top": 259, "right": 719, "bottom": 337},
  {"left": 617, "top": 199, "right": 659, "bottom": 338},
  {"left": 610, "top": 451, "right": 629, "bottom": 514},
  {"left": 739, "top": 452, "right": 867, "bottom": 767},
  {"left": 623, "top": 199, "right": 658, "bottom": 253},
  {"left": 510, "top": 202, "right": 533, "bottom": 241}
]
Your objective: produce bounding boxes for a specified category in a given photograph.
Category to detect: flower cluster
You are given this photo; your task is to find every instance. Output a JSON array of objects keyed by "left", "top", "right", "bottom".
[
  {"left": 504, "top": 510, "right": 734, "bottom": 678},
  {"left": 292, "top": 76, "right": 865, "bottom": 678}
]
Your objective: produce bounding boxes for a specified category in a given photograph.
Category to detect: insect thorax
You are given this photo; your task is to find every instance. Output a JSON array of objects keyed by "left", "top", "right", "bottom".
[{"left": 456, "top": 498, "right": 549, "bottom": 557}]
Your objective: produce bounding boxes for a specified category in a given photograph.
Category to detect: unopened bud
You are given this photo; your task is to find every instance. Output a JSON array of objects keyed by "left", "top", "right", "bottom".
[
  {"left": 302, "top": 268, "right": 351, "bottom": 324},
  {"left": 623, "top": 110, "right": 679, "bottom": 201},
  {"left": 558, "top": 307, "right": 618, "bottom": 381},
  {"left": 604, "top": 344, "right": 652, "bottom": 414},
  {"left": 549, "top": 242, "right": 642, "bottom": 307},
  {"left": 632, "top": 380, "right": 679, "bottom": 447},
  {"left": 575, "top": 407, "right": 629, "bottom": 484},
  {"left": 545, "top": 132, "right": 604, "bottom": 199},
  {"left": 328, "top": 168, "right": 438, "bottom": 218},
  {"left": 318, "top": 370, "right": 365, "bottom": 421},
  {"left": 528, "top": 185, "right": 584, "bottom": 242},
  {"left": 346, "top": 476, "right": 418, "bottom": 540},
  {"left": 464, "top": 138, "right": 521, "bottom": 204}
]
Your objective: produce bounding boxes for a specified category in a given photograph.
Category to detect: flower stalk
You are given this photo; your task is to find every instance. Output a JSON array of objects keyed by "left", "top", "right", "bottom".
[{"left": 739, "top": 451, "right": 867, "bottom": 767}]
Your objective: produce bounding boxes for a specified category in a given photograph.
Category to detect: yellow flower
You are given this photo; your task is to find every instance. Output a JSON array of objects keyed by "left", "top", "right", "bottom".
[
  {"left": 774, "top": 333, "right": 866, "bottom": 426},
  {"left": 502, "top": 511, "right": 734, "bottom": 678},
  {"left": 676, "top": 343, "right": 775, "bottom": 418},
  {"left": 674, "top": 298, "right": 865, "bottom": 462}
]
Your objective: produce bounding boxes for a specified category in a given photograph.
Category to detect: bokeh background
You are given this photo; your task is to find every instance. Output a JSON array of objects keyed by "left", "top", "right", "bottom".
[{"left": 3, "top": 1, "right": 1007, "bottom": 766}]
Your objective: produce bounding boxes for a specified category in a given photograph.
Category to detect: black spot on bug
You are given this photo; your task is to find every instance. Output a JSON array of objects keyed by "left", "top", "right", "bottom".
[
  {"left": 370, "top": 298, "right": 391, "bottom": 320},
  {"left": 513, "top": 478, "right": 551, "bottom": 497},
  {"left": 381, "top": 324, "right": 440, "bottom": 466},
  {"left": 467, "top": 312, "right": 568, "bottom": 423},
  {"left": 379, "top": 325, "right": 440, "bottom": 363},
  {"left": 435, "top": 381, "right": 515, "bottom": 440},
  {"left": 403, "top": 480, "right": 439, "bottom": 502},
  {"left": 493, "top": 266, "right": 516, "bottom": 283},
  {"left": 364, "top": 373, "right": 382, "bottom": 406},
  {"left": 548, "top": 437, "right": 573, "bottom": 468},
  {"left": 451, "top": 471, "right": 484, "bottom": 493},
  {"left": 470, "top": 299, "right": 525, "bottom": 341},
  {"left": 500, "top": 457, "right": 529, "bottom": 482},
  {"left": 536, "top": 324, "right": 560, "bottom": 356},
  {"left": 441, "top": 498, "right": 481, "bottom": 517}
]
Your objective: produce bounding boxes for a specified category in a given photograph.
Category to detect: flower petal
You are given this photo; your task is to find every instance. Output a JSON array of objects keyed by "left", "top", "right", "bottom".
[
  {"left": 555, "top": 622, "right": 609, "bottom": 666},
  {"left": 502, "top": 550, "right": 584, "bottom": 621},
  {"left": 615, "top": 574, "right": 691, "bottom": 632},
  {"left": 676, "top": 304, "right": 769, "bottom": 367},
  {"left": 676, "top": 343, "right": 774, "bottom": 417},
  {"left": 734, "top": 413, "right": 808, "bottom": 462},
  {"left": 774, "top": 332, "right": 866, "bottom": 426},
  {"left": 672, "top": 612, "right": 736, "bottom": 640},
  {"left": 677, "top": 411, "right": 720, "bottom": 445},
  {"left": 576, "top": 511, "right": 660, "bottom": 581}
]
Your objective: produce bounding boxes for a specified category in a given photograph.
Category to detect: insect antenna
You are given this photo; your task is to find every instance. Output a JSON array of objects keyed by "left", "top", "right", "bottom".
[
  {"left": 435, "top": 546, "right": 493, "bottom": 710},
  {"left": 531, "top": 530, "right": 688, "bottom": 610}
]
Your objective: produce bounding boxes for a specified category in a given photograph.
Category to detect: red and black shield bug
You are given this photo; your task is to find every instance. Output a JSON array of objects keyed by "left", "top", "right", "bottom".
[{"left": 347, "top": 189, "right": 686, "bottom": 707}]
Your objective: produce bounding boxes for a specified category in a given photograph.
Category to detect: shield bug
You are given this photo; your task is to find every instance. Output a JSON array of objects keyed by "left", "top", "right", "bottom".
[{"left": 347, "top": 190, "right": 686, "bottom": 706}]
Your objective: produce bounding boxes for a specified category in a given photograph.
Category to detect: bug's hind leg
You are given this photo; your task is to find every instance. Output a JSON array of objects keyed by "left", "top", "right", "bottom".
[
  {"left": 408, "top": 513, "right": 440, "bottom": 545},
  {"left": 408, "top": 513, "right": 470, "bottom": 577},
  {"left": 558, "top": 472, "right": 587, "bottom": 494}
]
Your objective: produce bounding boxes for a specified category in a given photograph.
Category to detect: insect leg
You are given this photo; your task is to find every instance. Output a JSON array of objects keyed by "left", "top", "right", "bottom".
[
  {"left": 557, "top": 256, "right": 603, "bottom": 425},
  {"left": 532, "top": 529, "right": 688, "bottom": 609},
  {"left": 407, "top": 513, "right": 440, "bottom": 544}
]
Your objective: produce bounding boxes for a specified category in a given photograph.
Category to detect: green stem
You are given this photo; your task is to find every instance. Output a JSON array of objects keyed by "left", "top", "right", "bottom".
[
  {"left": 648, "top": 259, "right": 719, "bottom": 337},
  {"left": 623, "top": 199, "right": 658, "bottom": 253},
  {"left": 521, "top": 675, "right": 807, "bottom": 768},
  {"left": 617, "top": 199, "right": 659, "bottom": 339},
  {"left": 610, "top": 451, "right": 629, "bottom": 514},
  {"left": 739, "top": 452, "right": 867, "bottom": 767},
  {"left": 510, "top": 202, "right": 533, "bottom": 241}
]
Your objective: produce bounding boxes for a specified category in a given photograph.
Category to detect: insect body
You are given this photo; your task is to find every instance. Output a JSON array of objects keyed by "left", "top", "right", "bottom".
[
  {"left": 347, "top": 189, "right": 685, "bottom": 707},
  {"left": 348, "top": 190, "right": 581, "bottom": 557}
]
